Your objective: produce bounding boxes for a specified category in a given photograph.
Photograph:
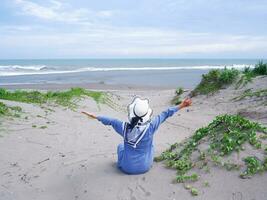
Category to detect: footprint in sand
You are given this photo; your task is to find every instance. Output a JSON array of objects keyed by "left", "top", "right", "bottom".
[
  {"left": 232, "top": 192, "right": 243, "bottom": 200},
  {"left": 128, "top": 187, "right": 137, "bottom": 200},
  {"left": 116, "top": 186, "right": 137, "bottom": 200},
  {"left": 137, "top": 184, "right": 151, "bottom": 197},
  {"left": 117, "top": 178, "right": 151, "bottom": 200}
]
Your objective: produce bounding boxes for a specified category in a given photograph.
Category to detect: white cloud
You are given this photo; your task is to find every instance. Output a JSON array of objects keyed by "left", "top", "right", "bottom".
[
  {"left": 0, "top": 25, "right": 32, "bottom": 32},
  {"left": 14, "top": 0, "right": 115, "bottom": 24},
  {"left": 1, "top": 25, "right": 267, "bottom": 58},
  {"left": 2, "top": 0, "right": 266, "bottom": 58}
]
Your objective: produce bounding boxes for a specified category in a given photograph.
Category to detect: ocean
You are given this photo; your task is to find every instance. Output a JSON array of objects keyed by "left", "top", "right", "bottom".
[{"left": 0, "top": 59, "right": 264, "bottom": 88}]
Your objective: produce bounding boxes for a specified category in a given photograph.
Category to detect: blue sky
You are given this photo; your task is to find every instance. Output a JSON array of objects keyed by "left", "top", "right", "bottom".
[{"left": 0, "top": 0, "right": 267, "bottom": 58}]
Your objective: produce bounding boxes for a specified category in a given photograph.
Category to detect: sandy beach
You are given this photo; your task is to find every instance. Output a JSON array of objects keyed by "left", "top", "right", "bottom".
[
  {"left": 1, "top": 0, "right": 267, "bottom": 199},
  {"left": 0, "top": 76, "right": 266, "bottom": 200}
]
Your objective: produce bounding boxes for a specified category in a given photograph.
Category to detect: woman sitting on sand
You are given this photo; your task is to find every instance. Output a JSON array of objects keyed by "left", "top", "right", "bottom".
[{"left": 82, "top": 97, "right": 192, "bottom": 174}]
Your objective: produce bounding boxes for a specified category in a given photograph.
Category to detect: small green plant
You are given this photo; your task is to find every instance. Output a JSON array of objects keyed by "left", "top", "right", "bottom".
[
  {"left": 191, "top": 68, "right": 239, "bottom": 96},
  {"left": 0, "top": 102, "right": 9, "bottom": 116},
  {"left": 14, "top": 113, "right": 20, "bottom": 118},
  {"left": 171, "top": 87, "right": 184, "bottom": 105},
  {"left": 0, "top": 102, "right": 22, "bottom": 117},
  {"left": 253, "top": 60, "right": 267, "bottom": 76},
  {"left": 175, "top": 87, "right": 184, "bottom": 96},
  {"left": 10, "top": 106, "right": 22, "bottom": 112},
  {"left": 235, "top": 67, "right": 254, "bottom": 88},
  {"left": 240, "top": 156, "right": 265, "bottom": 178},
  {"left": 155, "top": 114, "right": 267, "bottom": 195},
  {"left": 32, "top": 125, "right": 37, "bottom": 128},
  {"left": 203, "top": 181, "right": 210, "bottom": 187},
  {"left": 190, "top": 187, "right": 198, "bottom": 196},
  {"left": 236, "top": 61, "right": 267, "bottom": 88},
  {"left": 39, "top": 125, "right": 47, "bottom": 129},
  {"left": 176, "top": 173, "right": 199, "bottom": 183}
]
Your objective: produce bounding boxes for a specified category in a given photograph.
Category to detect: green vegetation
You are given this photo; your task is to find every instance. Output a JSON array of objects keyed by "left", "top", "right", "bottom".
[
  {"left": 155, "top": 114, "right": 267, "bottom": 195},
  {"left": 0, "top": 102, "right": 10, "bottom": 116},
  {"left": 184, "top": 185, "right": 199, "bottom": 196},
  {"left": 236, "top": 61, "right": 267, "bottom": 88},
  {"left": 203, "top": 181, "right": 210, "bottom": 187},
  {"left": 235, "top": 67, "right": 254, "bottom": 89},
  {"left": 232, "top": 89, "right": 267, "bottom": 103},
  {"left": 171, "top": 87, "right": 184, "bottom": 105},
  {"left": 253, "top": 60, "right": 267, "bottom": 76},
  {"left": 175, "top": 87, "right": 184, "bottom": 96},
  {"left": 0, "top": 102, "right": 22, "bottom": 117},
  {"left": 191, "top": 61, "right": 267, "bottom": 96},
  {"left": 176, "top": 173, "right": 199, "bottom": 183},
  {"left": 190, "top": 188, "right": 198, "bottom": 196},
  {"left": 1, "top": 88, "right": 111, "bottom": 134},
  {"left": 39, "top": 125, "right": 47, "bottom": 129},
  {"left": 0, "top": 87, "right": 107, "bottom": 108},
  {"left": 240, "top": 156, "right": 266, "bottom": 178},
  {"left": 191, "top": 68, "right": 239, "bottom": 96}
]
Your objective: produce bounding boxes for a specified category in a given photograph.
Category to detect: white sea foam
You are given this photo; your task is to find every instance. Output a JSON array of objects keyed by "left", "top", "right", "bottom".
[
  {"left": 0, "top": 64, "right": 254, "bottom": 76},
  {"left": 0, "top": 65, "right": 47, "bottom": 72}
]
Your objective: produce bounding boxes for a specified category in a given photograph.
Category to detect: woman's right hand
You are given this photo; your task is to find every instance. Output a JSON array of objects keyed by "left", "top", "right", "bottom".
[
  {"left": 178, "top": 98, "right": 192, "bottom": 109},
  {"left": 81, "top": 111, "right": 97, "bottom": 119}
]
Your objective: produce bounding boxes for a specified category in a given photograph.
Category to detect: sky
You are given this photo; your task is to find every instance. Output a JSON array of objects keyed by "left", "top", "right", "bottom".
[{"left": 0, "top": 0, "right": 267, "bottom": 59}]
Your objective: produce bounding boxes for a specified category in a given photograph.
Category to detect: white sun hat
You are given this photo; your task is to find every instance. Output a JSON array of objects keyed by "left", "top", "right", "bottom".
[{"left": 128, "top": 97, "right": 153, "bottom": 124}]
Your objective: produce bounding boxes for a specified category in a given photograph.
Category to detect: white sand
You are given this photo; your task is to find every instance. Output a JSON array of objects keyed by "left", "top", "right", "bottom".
[{"left": 0, "top": 77, "right": 266, "bottom": 200}]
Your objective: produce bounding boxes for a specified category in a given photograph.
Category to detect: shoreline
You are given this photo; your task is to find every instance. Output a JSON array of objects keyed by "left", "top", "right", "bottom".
[{"left": 0, "top": 82, "right": 177, "bottom": 91}]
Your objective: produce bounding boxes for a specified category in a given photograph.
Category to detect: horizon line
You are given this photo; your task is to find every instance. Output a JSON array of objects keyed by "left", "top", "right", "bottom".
[{"left": 0, "top": 58, "right": 266, "bottom": 60}]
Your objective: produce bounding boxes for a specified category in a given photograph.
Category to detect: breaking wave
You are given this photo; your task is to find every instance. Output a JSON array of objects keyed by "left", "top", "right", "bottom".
[{"left": 0, "top": 64, "right": 254, "bottom": 76}]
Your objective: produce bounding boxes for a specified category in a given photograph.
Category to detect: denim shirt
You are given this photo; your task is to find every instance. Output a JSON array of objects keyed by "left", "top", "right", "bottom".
[{"left": 97, "top": 106, "right": 179, "bottom": 174}]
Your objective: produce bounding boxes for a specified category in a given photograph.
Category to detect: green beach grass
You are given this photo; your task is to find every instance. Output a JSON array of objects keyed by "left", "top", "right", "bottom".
[
  {"left": 0, "top": 102, "right": 22, "bottom": 117},
  {"left": 236, "top": 61, "right": 267, "bottom": 88},
  {"left": 233, "top": 88, "right": 267, "bottom": 102},
  {"left": 0, "top": 87, "right": 109, "bottom": 133},
  {"left": 191, "top": 61, "right": 267, "bottom": 96},
  {"left": 191, "top": 68, "right": 239, "bottom": 96},
  {"left": 0, "top": 87, "right": 107, "bottom": 108}
]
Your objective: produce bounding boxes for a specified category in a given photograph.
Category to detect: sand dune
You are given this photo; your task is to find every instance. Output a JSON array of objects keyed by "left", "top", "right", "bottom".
[{"left": 0, "top": 77, "right": 266, "bottom": 200}]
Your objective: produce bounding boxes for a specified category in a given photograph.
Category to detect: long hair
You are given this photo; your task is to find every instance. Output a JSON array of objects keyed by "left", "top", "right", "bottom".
[{"left": 127, "top": 116, "right": 143, "bottom": 130}]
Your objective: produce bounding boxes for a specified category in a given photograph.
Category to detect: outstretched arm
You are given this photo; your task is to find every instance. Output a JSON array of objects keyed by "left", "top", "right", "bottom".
[
  {"left": 82, "top": 112, "right": 124, "bottom": 136},
  {"left": 97, "top": 116, "right": 124, "bottom": 136},
  {"left": 150, "top": 107, "right": 179, "bottom": 133},
  {"left": 150, "top": 98, "right": 192, "bottom": 133}
]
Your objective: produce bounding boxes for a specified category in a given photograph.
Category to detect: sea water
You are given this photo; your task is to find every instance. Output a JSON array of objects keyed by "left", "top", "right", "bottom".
[{"left": 0, "top": 59, "right": 264, "bottom": 88}]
